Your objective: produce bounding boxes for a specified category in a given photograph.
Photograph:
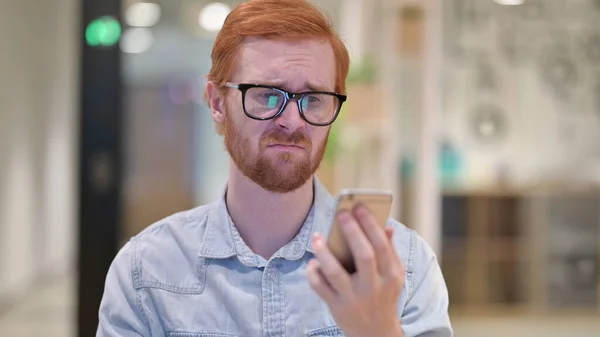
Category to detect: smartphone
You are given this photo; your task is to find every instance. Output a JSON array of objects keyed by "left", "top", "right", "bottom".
[{"left": 326, "top": 189, "right": 393, "bottom": 274}]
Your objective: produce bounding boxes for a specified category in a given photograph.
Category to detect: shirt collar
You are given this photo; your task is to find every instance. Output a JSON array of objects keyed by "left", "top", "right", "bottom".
[{"left": 198, "top": 175, "right": 337, "bottom": 264}]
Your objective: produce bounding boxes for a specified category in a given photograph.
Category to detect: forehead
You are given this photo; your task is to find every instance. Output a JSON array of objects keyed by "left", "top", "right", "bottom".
[{"left": 232, "top": 37, "right": 336, "bottom": 91}]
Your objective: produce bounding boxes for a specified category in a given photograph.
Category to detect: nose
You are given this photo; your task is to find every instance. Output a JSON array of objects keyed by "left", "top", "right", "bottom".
[{"left": 274, "top": 99, "right": 306, "bottom": 132}]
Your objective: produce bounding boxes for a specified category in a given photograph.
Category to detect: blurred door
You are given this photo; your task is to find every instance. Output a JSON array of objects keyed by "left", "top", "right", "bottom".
[{"left": 121, "top": 84, "right": 196, "bottom": 240}]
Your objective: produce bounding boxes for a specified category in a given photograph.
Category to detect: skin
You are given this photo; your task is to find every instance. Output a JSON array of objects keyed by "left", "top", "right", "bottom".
[{"left": 206, "top": 37, "right": 405, "bottom": 337}]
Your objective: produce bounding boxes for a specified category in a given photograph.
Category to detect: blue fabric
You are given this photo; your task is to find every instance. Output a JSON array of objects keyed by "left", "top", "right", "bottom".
[{"left": 97, "top": 176, "right": 453, "bottom": 337}]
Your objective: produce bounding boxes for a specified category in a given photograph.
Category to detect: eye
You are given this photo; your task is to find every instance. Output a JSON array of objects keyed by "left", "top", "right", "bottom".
[
  {"left": 307, "top": 95, "right": 321, "bottom": 103},
  {"left": 302, "top": 94, "right": 325, "bottom": 111},
  {"left": 247, "top": 87, "right": 284, "bottom": 109}
]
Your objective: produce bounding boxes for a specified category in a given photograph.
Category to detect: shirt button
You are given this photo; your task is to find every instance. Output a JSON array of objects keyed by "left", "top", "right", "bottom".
[{"left": 269, "top": 273, "right": 275, "bottom": 280}]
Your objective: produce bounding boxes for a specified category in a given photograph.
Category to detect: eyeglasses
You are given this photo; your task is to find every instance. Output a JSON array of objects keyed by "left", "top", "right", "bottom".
[{"left": 225, "top": 82, "right": 347, "bottom": 127}]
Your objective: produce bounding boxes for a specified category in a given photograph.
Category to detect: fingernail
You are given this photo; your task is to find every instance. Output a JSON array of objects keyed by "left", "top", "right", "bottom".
[
  {"left": 355, "top": 205, "right": 369, "bottom": 217},
  {"left": 312, "top": 233, "right": 322, "bottom": 246},
  {"left": 338, "top": 211, "right": 352, "bottom": 222}
]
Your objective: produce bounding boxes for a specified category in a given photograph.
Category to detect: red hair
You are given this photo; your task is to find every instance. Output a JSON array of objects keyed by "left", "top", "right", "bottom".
[{"left": 207, "top": 0, "right": 350, "bottom": 96}]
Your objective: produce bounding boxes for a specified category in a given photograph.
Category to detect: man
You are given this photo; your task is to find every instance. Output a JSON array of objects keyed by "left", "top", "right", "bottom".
[{"left": 97, "top": 0, "right": 452, "bottom": 336}]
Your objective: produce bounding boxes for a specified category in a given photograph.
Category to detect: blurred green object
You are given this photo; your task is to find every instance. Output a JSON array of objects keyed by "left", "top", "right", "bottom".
[
  {"left": 324, "top": 55, "right": 379, "bottom": 163},
  {"left": 86, "top": 16, "right": 122, "bottom": 47},
  {"left": 324, "top": 105, "right": 345, "bottom": 163},
  {"left": 401, "top": 154, "right": 415, "bottom": 181},
  {"left": 400, "top": 141, "right": 463, "bottom": 186},
  {"left": 346, "top": 55, "right": 379, "bottom": 85},
  {"left": 440, "top": 141, "right": 462, "bottom": 187}
]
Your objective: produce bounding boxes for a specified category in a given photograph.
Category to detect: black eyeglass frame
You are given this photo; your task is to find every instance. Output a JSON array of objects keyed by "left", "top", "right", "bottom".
[{"left": 224, "top": 82, "right": 347, "bottom": 127}]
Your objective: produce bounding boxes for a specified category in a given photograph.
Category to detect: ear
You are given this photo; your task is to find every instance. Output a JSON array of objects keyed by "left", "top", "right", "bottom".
[{"left": 206, "top": 81, "right": 226, "bottom": 124}]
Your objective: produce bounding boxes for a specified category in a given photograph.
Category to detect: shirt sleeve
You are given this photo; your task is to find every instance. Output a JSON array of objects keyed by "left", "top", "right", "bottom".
[
  {"left": 96, "top": 241, "right": 151, "bottom": 337},
  {"left": 401, "top": 233, "right": 453, "bottom": 337}
]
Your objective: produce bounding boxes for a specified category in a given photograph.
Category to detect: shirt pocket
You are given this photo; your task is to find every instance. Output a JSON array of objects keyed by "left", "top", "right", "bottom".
[
  {"left": 167, "top": 333, "right": 239, "bottom": 337},
  {"left": 307, "top": 325, "right": 345, "bottom": 336}
]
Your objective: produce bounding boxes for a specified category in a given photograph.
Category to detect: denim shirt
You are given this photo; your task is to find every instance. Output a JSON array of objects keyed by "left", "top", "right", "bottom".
[{"left": 97, "top": 177, "right": 453, "bottom": 337}]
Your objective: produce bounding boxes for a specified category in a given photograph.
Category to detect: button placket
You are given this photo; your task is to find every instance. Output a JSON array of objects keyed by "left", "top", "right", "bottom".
[{"left": 262, "top": 260, "right": 285, "bottom": 337}]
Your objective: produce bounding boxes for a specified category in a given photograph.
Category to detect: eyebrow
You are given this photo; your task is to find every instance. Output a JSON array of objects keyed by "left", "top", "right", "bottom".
[{"left": 260, "top": 80, "right": 332, "bottom": 93}]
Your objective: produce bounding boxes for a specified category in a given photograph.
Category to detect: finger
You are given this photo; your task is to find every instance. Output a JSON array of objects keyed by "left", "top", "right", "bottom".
[
  {"left": 353, "top": 205, "right": 396, "bottom": 277},
  {"left": 311, "top": 233, "right": 353, "bottom": 296},
  {"left": 385, "top": 227, "right": 403, "bottom": 266},
  {"left": 385, "top": 227, "right": 394, "bottom": 242},
  {"left": 382, "top": 227, "right": 406, "bottom": 284},
  {"left": 307, "top": 259, "right": 336, "bottom": 303},
  {"left": 337, "top": 211, "right": 377, "bottom": 287}
]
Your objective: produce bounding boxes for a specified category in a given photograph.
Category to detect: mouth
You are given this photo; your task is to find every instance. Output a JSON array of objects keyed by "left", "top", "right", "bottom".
[{"left": 266, "top": 143, "right": 306, "bottom": 151}]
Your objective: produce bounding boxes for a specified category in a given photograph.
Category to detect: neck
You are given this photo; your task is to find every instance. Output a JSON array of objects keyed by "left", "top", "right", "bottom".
[{"left": 225, "top": 160, "right": 315, "bottom": 260}]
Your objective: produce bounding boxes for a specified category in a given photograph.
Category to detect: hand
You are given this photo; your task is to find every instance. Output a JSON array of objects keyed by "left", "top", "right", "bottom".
[{"left": 307, "top": 205, "right": 406, "bottom": 337}]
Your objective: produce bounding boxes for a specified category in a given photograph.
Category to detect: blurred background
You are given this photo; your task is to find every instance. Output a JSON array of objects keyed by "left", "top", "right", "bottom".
[{"left": 1, "top": 0, "right": 599, "bottom": 336}]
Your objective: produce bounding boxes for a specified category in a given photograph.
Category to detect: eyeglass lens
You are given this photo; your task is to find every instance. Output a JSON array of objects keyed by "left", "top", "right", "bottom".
[{"left": 244, "top": 87, "right": 338, "bottom": 124}]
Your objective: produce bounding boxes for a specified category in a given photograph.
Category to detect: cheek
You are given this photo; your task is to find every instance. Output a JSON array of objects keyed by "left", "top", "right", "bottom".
[
  {"left": 241, "top": 121, "right": 268, "bottom": 146},
  {"left": 312, "top": 127, "right": 330, "bottom": 145},
  {"left": 224, "top": 98, "right": 254, "bottom": 139}
]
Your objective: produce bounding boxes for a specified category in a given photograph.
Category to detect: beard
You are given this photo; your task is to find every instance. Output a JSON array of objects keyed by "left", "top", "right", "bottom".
[{"left": 223, "top": 116, "right": 329, "bottom": 193}]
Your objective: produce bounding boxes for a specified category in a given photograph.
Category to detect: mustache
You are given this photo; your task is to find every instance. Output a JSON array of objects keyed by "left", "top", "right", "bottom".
[{"left": 260, "top": 130, "right": 311, "bottom": 148}]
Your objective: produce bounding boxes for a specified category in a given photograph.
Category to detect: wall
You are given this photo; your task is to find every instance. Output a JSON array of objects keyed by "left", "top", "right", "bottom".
[
  {"left": 0, "top": 0, "right": 79, "bottom": 303},
  {"left": 440, "top": 0, "right": 600, "bottom": 188}
]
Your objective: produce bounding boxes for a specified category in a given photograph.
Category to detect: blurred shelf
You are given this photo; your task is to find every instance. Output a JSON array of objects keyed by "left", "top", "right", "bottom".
[
  {"left": 449, "top": 305, "right": 600, "bottom": 318},
  {"left": 439, "top": 189, "right": 600, "bottom": 312}
]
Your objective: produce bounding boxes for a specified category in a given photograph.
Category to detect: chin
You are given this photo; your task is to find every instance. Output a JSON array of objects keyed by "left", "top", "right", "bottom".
[
  {"left": 258, "top": 177, "right": 312, "bottom": 194},
  {"left": 271, "top": 157, "right": 312, "bottom": 170}
]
